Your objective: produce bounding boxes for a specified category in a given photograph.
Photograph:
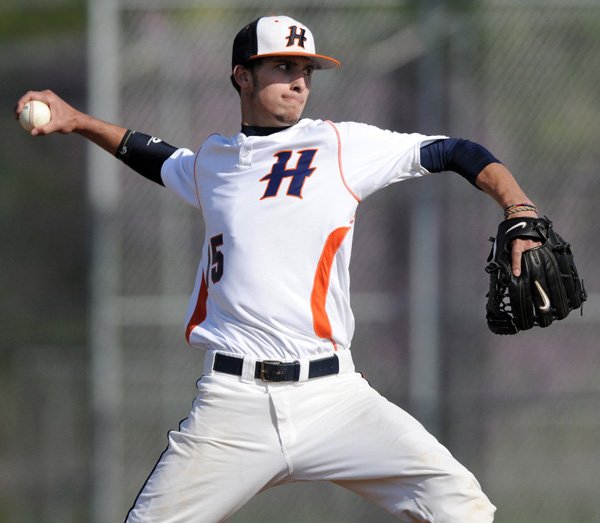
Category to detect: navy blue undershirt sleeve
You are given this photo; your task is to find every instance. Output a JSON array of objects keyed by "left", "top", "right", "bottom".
[
  {"left": 420, "top": 138, "right": 501, "bottom": 188},
  {"left": 115, "top": 130, "right": 178, "bottom": 186}
]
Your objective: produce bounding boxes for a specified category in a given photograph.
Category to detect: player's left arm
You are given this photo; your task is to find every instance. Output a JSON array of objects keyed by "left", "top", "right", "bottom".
[
  {"left": 474, "top": 161, "right": 539, "bottom": 276},
  {"left": 420, "top": 138, "right": 539, "bottom": 276}
]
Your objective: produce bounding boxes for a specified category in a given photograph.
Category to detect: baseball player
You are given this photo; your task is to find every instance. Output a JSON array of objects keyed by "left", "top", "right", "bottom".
[{"left": 17, "top": 15, "right": 549, "bottom": 523}]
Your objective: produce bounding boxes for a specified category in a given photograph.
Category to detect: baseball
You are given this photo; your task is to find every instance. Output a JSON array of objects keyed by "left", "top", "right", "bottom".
[{"left": 19, "top": 100, "right": 52, "bottom": 131}]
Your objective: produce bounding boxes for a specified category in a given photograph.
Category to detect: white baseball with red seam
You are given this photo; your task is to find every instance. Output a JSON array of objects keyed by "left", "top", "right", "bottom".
[{"left": 19, "top": 100, "right": 51, "bottom": 131}]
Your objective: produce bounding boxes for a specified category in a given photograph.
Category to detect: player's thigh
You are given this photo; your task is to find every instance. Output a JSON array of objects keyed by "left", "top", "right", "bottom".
[
  {"left": 126, "top": 375, "right": 288, "bottom": 523},
  {"left": 290, "top": 374, "right": 442, "bottom": 479},
  {"left": 126, "top": 430, "right": 286, "bottom": 523},
  {"left": 294, "top": 375, "right": 495, "bottom": 521}
]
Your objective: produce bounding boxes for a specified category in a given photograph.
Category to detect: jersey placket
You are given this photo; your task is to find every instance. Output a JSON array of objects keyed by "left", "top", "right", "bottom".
[{"left": 239, "top": 138, "right": 254, "bottom": 167}]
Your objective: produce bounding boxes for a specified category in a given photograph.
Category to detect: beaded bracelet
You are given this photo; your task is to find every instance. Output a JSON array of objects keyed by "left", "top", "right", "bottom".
[{"left": 504, "top": 202, "right": 537, "bottom": 219}]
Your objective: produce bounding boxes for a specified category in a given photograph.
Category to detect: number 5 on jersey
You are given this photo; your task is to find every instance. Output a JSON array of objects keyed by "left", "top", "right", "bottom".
[{"left": 206, "top": 234, "right": 224, "bottom": 287}]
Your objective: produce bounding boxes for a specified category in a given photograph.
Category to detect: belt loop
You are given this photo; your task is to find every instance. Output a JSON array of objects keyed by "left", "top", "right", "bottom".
[
  {"left": 336, "top": 350, "right": 355, "bottom": 374},
  {"left": 241, "top": 356, "right": 256, "bottom": 383},
  {"left": 297, "top": 358, "right": 310, "bottom": 382},
  {"left": 203, "top": 350, "right": 217, "bottom": 376}
]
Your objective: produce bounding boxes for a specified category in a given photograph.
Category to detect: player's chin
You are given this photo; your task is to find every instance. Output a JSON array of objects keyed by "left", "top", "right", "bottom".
[
  {"left": 277, "top": 116, "right": 301, "bottom": 126},
  {"left": 275, "top": 106, "right": 305, "bottom": 125}
]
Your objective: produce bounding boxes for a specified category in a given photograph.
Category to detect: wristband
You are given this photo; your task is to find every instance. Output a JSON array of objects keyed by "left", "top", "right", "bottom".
[{"left": 504, "top": 202, "right": 537, "bottom": 219}]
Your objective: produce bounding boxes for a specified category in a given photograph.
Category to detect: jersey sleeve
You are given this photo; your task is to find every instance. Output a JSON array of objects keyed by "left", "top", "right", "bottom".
[
  {"left": 333, "top": 121, "right": 447, "bottom": 200},
  {"left": 160, "top": 148, "right": 201, "bottom": 209}
]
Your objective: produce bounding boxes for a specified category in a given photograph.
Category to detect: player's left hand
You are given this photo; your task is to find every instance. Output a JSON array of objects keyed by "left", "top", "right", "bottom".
[
  {"left": 485, "top": 216, "right": 587, "bottom": 334},
  {"left": 506, "top": 210, "right": 541, "bottom": 276},
  {"left": 510, "top": 237, "right": 541, "bottom": 276}
]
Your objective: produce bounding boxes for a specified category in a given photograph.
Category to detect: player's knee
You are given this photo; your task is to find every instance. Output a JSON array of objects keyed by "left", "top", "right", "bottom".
[
  {"left": 422, "top": 474, "right": 495, "bottom": 523},
  {"left": 390, "top": 473, "right": 496, "bottom": 522}
]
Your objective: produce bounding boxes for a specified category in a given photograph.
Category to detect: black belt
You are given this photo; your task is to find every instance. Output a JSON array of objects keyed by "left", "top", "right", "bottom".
[{"left": 213, "top": 353, "right": 339, "bottom": 382}]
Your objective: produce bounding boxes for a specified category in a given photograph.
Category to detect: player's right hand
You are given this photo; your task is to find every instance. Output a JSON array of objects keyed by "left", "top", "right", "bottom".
[{"left": 14, "top": 89, "right": 83, "bottom": 136}]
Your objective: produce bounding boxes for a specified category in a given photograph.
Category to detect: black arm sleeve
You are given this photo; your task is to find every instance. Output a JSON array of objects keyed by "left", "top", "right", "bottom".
[
  {"left": 115, "top": 130, "right": 178, "bottom": 186},
  {"left": 420, "top": 138, "right": 501, "bottom": 188}
]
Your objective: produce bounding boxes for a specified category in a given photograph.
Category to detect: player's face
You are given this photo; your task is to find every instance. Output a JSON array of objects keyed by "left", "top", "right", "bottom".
[{"left": 242, "top": 57, "right": 314, "bottom": 127}]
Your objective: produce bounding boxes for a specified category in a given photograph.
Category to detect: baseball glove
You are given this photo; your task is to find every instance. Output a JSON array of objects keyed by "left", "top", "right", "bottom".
[{"left": 485, "top": 216, "right": 586, "bottom": 334}]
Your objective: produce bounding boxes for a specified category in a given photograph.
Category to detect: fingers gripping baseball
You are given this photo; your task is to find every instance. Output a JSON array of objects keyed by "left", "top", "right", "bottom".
[{"left": 15, "top": 89, "right": 82, "bottom": 136}]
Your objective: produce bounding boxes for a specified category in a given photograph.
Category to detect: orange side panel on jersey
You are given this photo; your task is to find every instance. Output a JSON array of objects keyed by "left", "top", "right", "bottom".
[
  {"left": 311, "top": 227, "right": 351, "bottom": 344},
  {"left": 185, "top": 271, "right": 208, "bottom": 344}
]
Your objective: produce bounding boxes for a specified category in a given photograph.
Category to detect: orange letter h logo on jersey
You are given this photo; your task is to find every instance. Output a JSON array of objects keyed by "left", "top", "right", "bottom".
[{"left": 260, "top": 149, "right": 317, "bottom": 199}]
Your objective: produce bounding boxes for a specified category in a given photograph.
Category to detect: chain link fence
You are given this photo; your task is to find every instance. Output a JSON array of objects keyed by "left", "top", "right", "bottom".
[{"left": 2, "top": 0, "right": 599, "bottom": 522}]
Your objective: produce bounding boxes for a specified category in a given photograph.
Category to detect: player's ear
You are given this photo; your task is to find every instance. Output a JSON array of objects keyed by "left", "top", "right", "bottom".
[{"left": 233, "top": 64, "right": 252, "bottom": 91}]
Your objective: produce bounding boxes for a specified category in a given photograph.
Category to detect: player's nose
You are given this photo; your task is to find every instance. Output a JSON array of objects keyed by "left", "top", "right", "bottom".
[{"left": 291, "top": 75, "right": 309, "bottom": 93}]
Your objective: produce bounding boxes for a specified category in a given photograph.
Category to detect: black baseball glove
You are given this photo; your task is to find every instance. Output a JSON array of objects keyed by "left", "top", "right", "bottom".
[{"left": 485, "top": 216, "right": 586, "bottom": 334}]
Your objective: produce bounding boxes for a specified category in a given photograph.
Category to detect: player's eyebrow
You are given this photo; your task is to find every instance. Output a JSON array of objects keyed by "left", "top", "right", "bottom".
[{"left": 270, "top": 57, "right": 315, "bottom": 69}]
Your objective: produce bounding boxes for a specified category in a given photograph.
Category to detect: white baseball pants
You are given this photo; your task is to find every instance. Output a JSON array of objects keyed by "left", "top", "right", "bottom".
[{"left": 125, "top": 350, "right": 495, "bottom": 522}]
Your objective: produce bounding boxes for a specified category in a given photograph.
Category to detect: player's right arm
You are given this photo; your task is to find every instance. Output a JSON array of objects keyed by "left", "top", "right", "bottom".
[
  {"left": 15, "top": 89, "right": 127, "bottom": 155},
  {"left": 15, "top": 89, "right": 179, "bottom": 186}
]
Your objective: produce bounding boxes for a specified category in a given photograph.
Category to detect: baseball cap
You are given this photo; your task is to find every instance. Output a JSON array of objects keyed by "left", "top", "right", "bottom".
[{"left": 232, "top": 15, "right": 340, "bottom": 70}]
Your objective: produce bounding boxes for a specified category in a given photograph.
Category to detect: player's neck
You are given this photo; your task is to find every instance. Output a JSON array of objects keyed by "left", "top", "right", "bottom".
[{"left": 241, "top": 124, "right": 292, "bottom": 136}]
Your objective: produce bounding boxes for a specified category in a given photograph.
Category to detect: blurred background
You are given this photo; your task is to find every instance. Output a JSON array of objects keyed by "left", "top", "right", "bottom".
[{"left": 1, "top": 0, "right": 599, "bottom": 522}]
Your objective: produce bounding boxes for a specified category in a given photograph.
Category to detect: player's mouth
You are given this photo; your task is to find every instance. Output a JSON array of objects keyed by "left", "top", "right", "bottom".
[{"left": 282, "top": 94, "right": 305, "bottom": 105}]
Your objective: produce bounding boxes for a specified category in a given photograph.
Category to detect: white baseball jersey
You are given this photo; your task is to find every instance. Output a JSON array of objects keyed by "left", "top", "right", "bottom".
[
  {"left": 128, "top": 118, "right": 496, "bottom": 523},
  {"left": 161, "top": 119, "right": 445, "bottom": 360}
]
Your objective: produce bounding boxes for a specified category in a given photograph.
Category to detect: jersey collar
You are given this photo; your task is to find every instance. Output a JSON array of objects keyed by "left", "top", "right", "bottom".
[{"left": 241, "top": 124, "right": 292, "bottom": 137}]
